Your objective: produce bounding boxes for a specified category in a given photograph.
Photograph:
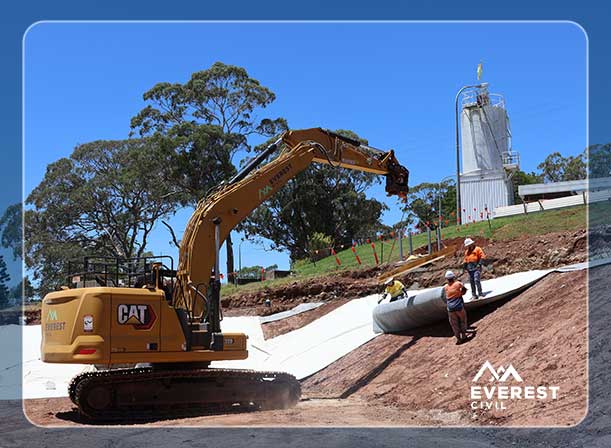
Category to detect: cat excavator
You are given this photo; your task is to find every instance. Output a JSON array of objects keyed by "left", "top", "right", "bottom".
[{"left": 40, "top": 128, "right": 409, "bottom": 420}]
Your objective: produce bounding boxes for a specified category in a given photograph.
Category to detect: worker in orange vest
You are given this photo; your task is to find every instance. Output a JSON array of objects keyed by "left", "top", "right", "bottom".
[
  {"left": 463, "top": 238, "right": 485, "bottom": 299},
  {"left": 444, "top": 270, "right": 469, "bottom": 344}
]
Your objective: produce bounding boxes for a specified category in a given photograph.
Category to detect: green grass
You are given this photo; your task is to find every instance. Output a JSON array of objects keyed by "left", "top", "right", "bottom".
[{"left": 222, "top": 205, "right": 586, "bottom": 296}]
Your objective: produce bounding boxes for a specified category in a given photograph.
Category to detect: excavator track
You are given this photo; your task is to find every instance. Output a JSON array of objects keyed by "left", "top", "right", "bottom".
[{"left": 70, "top": 367, "right": 301, "bottom": 421}]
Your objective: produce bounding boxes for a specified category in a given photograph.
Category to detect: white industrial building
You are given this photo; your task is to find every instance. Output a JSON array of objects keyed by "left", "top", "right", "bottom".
[
  {"left": 459, "top": 84, "right": 519, "bottom": 223},
  {"left": 494, "top": 177, "right": 611, "bottom": 218}
]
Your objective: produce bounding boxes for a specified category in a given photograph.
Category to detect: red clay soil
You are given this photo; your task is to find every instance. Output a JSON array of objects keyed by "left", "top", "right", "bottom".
[
  {"left": 222, "top": 230, "right": 587, "bottom": 315},
  {"left": 21, "top": 229, "right": 590, "bottom": 427},
  {"left": 233, "top": 230, "right": 587, "bottom": 339},
  {"left": 23, "top": 269, "right": 587, "bottom": 427},
  {"left": 23, "top": 396, "right": 465, "bottom": 427},
  {"left": 23, "top": 230, "right": 586, "bottom": 326},
  {"left": 302, "top": 269, "right": 588, "bottom": 427},
  {"left": 261, "top": 299, "right": 350, "bottom": 339}
]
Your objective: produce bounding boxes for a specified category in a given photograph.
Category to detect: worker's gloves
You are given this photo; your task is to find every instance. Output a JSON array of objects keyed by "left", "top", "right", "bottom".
[{"left": 378, "top": 293, "right": 390, "bottom": 304}]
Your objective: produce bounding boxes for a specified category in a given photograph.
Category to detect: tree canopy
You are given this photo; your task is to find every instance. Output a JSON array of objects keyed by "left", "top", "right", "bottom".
[
  {"left": 0, "top": 255, "right": 11, "bottom": 308},
  {"left": 0, "top": 203, "right": 21, "bottom": 261},
  {"left": 25, "top": 138, "right": 176, "bottom": 295},
  {"left": 537, "top": 150, "right": 586, "bottom": 183},
  {"left": 588, "top": 143, "right": 611, "bottom": 178},
  {"left": 402, "top": 180, "right": 456, "bottom": 231},
  {"left": 511, "top": 170, "right": 543, "bottom": 202},
  {"left": 130, "top": 62, "right": 286, "bottom": 279}
]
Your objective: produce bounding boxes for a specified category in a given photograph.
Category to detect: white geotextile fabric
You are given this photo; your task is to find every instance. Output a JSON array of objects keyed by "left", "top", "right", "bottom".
[
  {"left": 256, "top": 294, "right": 379, "bottom": 379},
  {"left": 259, "top": 302, "right": 324, "bottom": 324},
  {"left": 464, "top": 269, "right": 550, "bottom": 307},
  {"left": 14, "top": 259, "right": 603, "bottom": 399},
  {"left": 212, "top": 295, "right": 380, "bottom": 379},
  {"left": 0, "top": 325, "right": 93, "bottom": 400}
]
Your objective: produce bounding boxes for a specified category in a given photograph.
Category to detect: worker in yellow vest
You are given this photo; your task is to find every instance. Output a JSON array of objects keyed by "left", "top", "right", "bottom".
[{"left": 383, "top": 277, "right": 406, "bottom": 303}]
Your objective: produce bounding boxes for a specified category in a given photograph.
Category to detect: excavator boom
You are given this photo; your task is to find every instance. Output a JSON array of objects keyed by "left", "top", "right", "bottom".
[{"left": 175, "top": 128, "right": 409, "bottom": 318}]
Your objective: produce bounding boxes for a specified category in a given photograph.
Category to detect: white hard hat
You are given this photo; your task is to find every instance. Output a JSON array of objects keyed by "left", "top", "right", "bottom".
[
  {"left": 464, "top": 238, "right": 475, "bottom": 247},
  {"left": 384, "top": 277, "right": 394, "bottom": 286},
  {"left": 445, "top": 270, "right": 456, "bottom": 279}
]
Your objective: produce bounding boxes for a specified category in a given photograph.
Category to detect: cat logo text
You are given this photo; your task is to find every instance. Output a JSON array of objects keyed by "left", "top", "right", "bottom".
[{"left": 117, "top": 304, "right": 157, "bottom": 330}]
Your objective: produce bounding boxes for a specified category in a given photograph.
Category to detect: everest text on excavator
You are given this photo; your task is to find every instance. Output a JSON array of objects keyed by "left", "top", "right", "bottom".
[{"left": 40, "top": 128, "right": 409, "bottom": 420}]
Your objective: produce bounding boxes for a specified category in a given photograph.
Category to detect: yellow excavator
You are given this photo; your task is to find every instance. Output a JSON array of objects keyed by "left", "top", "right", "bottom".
[{"left": 41, "top": 128, "right": 409, "bottom": 420}]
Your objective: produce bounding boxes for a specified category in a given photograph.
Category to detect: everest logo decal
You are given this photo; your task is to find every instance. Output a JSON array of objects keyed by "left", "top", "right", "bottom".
[
  {"left": 472, "top": 360, "right": 523, "bottom": 383},
  {"left": 258, "top": 185, "right": 273, "bottom": 200},
  {"left": 470, "top": 360, "right": 559, "bottom": 412},
  {"left": 117, "top": 304, "right": 156, "bottom": 330}
]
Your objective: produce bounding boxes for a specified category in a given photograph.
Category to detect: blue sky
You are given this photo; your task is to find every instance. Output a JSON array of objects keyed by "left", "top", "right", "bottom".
[{"left": 23, "top": 22, "right": 586, "bottom": 274}]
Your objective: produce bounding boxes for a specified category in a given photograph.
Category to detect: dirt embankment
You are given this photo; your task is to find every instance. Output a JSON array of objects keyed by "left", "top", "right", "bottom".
[
  {"left": 302, "top": 269, "right": 588, "bottom": 427},
  {"left": 24, "top": 268, "right": 588, "bottom": 427},
  {"left": 20, "top": 228, "right": 591, "bottom": 427},
  {"left": 21, "top": 229, "right": 586, "bottom": 326},
  {"left": 261, "top": 299, "right": 350, "bottom": 339},
  {"left": 225, "top": 229, "right": 586, "bottom": 319}
]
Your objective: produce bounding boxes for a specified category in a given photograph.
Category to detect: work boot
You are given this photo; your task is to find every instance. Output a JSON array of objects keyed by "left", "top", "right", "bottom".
[{"left": 455, "top": 337, "right": 463, "bottom": 345}]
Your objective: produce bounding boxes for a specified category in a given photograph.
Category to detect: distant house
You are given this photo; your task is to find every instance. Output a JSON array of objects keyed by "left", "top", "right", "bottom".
[{"left": 264, "top": 268, "right": 293, "bottom": 281}]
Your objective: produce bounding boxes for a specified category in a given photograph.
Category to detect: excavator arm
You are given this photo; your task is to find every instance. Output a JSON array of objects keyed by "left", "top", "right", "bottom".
[{"left": 174, "top": 128, "right": 409, "bottom": 324}]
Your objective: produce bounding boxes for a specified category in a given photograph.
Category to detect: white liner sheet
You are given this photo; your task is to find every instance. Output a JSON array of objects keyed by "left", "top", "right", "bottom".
[{"left": 12, "top": 259, "right": 602, "bottom": 399}]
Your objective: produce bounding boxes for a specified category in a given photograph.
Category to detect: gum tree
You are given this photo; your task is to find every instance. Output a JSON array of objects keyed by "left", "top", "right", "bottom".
[{"left": 131, "top": 62, "right": 286, "bottom": 281}]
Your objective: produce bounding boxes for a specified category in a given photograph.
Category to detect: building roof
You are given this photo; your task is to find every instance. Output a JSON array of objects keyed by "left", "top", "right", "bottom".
[{"left": 518, "top": 177, "right": 611, "bottom": 197}]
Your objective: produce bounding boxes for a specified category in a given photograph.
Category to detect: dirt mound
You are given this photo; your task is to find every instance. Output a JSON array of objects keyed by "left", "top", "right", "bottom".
[
  {"left": 223, "top": 229, "right": 587, "bottom": 315},
  {"left": 221, "top": 271, "right": 381, "bottom": 311},
  {"left": 302, "top": 269, "right": 587, "bottom": 426},
  {"left": 24, "top": 269, "right": 589, "bottom": 427},
  {"left": 22, "top": 229, "right": 587, "bottom": 326},
  {"left": 393, "top": 229, "right": 586, "bottom": 290}
]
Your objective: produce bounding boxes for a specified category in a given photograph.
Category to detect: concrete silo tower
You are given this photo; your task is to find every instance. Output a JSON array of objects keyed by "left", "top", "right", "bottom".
[{"left": 458, "top": 84, "right": 519, "bottom": 223}]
